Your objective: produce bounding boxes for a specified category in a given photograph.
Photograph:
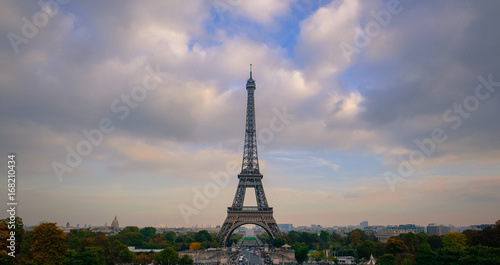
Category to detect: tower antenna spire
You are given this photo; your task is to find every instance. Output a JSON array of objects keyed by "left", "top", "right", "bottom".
[{"left": 250, "top": 64, "right": 252, "bottom": 79}]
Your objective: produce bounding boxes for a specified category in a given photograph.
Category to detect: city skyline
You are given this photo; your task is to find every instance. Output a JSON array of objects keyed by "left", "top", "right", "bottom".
[{"left": 1, "top": 1, "right": 500, "bottom": 228}]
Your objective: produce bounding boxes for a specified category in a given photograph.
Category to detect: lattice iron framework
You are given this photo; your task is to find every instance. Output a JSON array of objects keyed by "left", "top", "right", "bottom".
[{"left": 218, "top": 65, "right": 282, "bottom": 246}]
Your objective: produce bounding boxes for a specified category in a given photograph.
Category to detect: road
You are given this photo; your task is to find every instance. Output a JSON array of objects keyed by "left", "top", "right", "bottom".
[{"left": 239, "top": 249, "right": 264, "bottom": 265}]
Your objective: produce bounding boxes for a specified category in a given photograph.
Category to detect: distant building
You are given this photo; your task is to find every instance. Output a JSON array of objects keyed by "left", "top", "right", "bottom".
[
  {"left": 112, "top": 215, "right": 119, "bottom": 231},
  {"left": 278, "top": 224, "right": 294, "bottom": 232},
  {"left": 426, "top": 223, "right": 441, "bottom": 236},
  {"left": 471, "top": 224, "right": 495, "bottom": 230},
  {"left": 360, "top": 221, "right": 368, "bottom": 229},
  {"left": 311, "top": 224, "right": 322, "bottom": 231},
  {"left": 376, "top": 230, "right": 407, "bottom": 243},
  {"left": 66, "top": 222, "right": 70, "bottom": 228},
  {"left": 427, "top": 223, "right": 455, "bottom": 236},
  {"left": 336, "top": 256, "right": 355, "bottom": 265},
  {"left": 363, "top": 224, "right": 425, "bottom": 242},
  {"left": 441, "top": 225, "right": 455, "bottom": 234}
]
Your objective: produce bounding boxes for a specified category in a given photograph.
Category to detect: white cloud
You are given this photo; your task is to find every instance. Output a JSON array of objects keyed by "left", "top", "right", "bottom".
[{"left": 230, "top": 0, "right": 293, "bottom": 25}]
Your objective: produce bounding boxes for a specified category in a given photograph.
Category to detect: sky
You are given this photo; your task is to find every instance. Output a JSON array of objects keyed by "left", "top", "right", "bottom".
[{"left": 1, "top": 0, "right": 499, "bottom": 229}]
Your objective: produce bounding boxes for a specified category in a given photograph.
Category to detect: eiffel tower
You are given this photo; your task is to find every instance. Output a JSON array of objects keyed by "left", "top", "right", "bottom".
[{"left": 218, "top": 65, "right": 282, "bottom": 246}]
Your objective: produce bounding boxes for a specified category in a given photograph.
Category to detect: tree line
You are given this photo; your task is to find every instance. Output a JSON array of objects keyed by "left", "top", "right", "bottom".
[
  {"left": 0, "top": 217, "right": 219, "bottom": 265},
  {"left": 261, "top": 220, "right": 500, "bottom": 265}
]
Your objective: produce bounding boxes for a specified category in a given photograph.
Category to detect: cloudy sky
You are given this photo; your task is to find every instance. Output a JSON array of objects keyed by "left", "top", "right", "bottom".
[{"left": 1, "top": 0, "right": 499, "bottom": 228}]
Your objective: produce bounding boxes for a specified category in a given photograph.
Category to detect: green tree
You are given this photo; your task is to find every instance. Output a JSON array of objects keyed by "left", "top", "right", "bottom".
[
  {"left": 294, "top": 245, "right": 309, "bottom": 264},
  {"left": 377, "top": 253, "right": 396, "bottom": 265},
  {"left": 401, "top": 233, "right": 420, "bottom": 254},
  {"left": 77, "top": 247, "right": 106, "bottom": 265},
  {"left": 311, "top": 250, "right": 326, "bottom": 262},
  {"left": 17, "top": 230, "right": 34, "bottom": 264},
  {"left": 414, "top": 243, "right": 437, "bottom": 265},
  {"left": 30, "top": 223, "right": 68, "bottom": 265},
  {"left": 319, "top": 231, "right": 330, "bottom": 248},
  {"left": 194, "top": 230, "right": 212, "bottom": 243},
  {"left": 155, "top": 247, "right": 180, "bottom": 265},
  {"left": 164, "top": 231, "right": 176, "bottom": 243},
  {"left": 273, "top": 237, "right": 286, "bottom": 248},
  {"left": 111, "top": 226, "right": 144, "bottom": 247},
  {"left": 427, "top": 235, "right": 443, "bottom": 251},
  {"left": 459, "top": 245, "right": 500, "bottom": 265},
  {"left": 65, "top": 249, "right": 81, "bottom": 265},
  {"left": 401, "top": 258, "right": 413, "bottom": 265},
  {"left": 140, "top": 227, "right": 157, "bottom": 242},
  {"left": 179, "top": 254, "right": 194, "bottom": 265},
  {"left": 442, "top": 233, "right": 467, "bottom": 251},
  {"left": 435, "top": 232, "right": 467, "bottom": 265},
  {"left": 120, "top": 226, "right": 140, "bottom": 234},
  {"left": 109, "top": 240, "right": 134, "bottom": 264},
  {"left": 357, "top": 240, "right": 376, "bottom": 260}
]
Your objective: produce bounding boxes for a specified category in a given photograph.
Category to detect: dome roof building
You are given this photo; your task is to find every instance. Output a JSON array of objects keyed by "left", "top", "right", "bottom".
[{"left": 111, "top": 215, "right": 119, "bottom": 231}]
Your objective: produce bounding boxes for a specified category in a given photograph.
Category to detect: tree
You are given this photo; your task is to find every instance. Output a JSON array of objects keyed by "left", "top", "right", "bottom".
[
  {"left": 194, "top": 230, "right": 212, "bottom": 243},
  {"left": 311, "top": 250, "right": 326, "bottom": 262},
  {"left": 140, "top": 227, "right": 157, "bottom": 242},
  {"left": 273, "top": 237, "right": 285, "bottom": 248},
  {"left": 77, "top": 247, "right": 106, "bottom": 265},
  {"left": 427, "top": 235, "right": 443, "bottom": 251},
  {"left": 468, "top": 221, "right": 500, "bottom": 248},
  {"left": 349, "top": 230, "right": 361, "bottom": 246},
  {"left": 415, "top": 243, "right": 437, "bottom": 265},
  {"left": 164, "top": 231, "right": 176, "bottom": 243},
  {"left": 357, "top": 240, "right": 376, "bottom": 260},
  {"left": 189, "top": 242, "right": 201, "bottom": 250},
  {"left": 0, "top": 223, "right": 14, "bottom": 265},
  {"left": 136, "top": 252, "right": 155, "bottom": 264},
  {"left": 1, "top": 216, "right": 25, "bottom": 247},
  {"left": 30, "top": 223, "right": 68, "bottom": 265},
  {"left": 109, "top": 240, "right": 134, "bottom": 264},
  {"left": 442, "top": 233, "right": 467, "bottom": 251},
  {"left": 18, "top": 230, "right": 34, "bottom": 263},
  {"left": 120, "top": 226, "right": 140, "bottom": 234},
  {"left": 179, "top": 254, "right": 194, "bottom": 265},
  {"left": 402, "top": 233, "right": 420, "bottom": 254},
  {"left": 112, "top": 226, "right": 144, "bottom": 247},
  {"left": 155, "top": 247, "right": 180, "bottom": 265},
  {"left": 294, "top": 246, "right": 309, "bottom": 264},
  {"left": 386, "top": 238, "right": 409, "bottom": 255},
  {"left": 459, "top": 245, "right": 500, "bottom": 265},
  {"left": 90, "top": 233, "right": 111, "bottom": 257},
  {"left": 462, "top": 229, "right": 481, "bottom": 247},
  {"left": 377, "top": 254, "right": 396, "bottom": 265},
  {"left": 401, "top": 258, "right": 413, "bottom": 265},
  {"left": 319, "top": 231, "right": 330, "bottom": 248}
]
